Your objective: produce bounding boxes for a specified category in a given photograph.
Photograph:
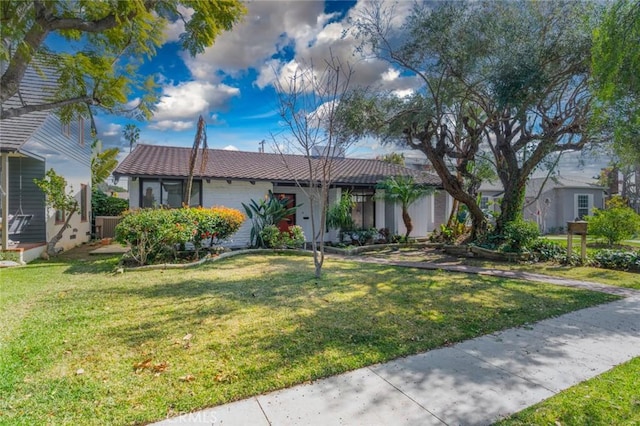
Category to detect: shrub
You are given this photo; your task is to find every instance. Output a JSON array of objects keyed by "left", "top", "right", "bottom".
[
  {"left": 326, "top": 191, "right": 355, "bottom": 238},
  {"left": 587, "top": 198, "right": 640, "bottom": 246},
  {"left": 501, "top": 219, "right": 540, "bottom": 252},
  {"left": 530, "top": 239, "right": 566, "bottom": 262},
  {"left": 115, "top": 209, "right": 195, "bottom": 265},
  {"left": 260, "top": 225, "right": 305, "bottom": 249},
  {"left": 92, "top": 189, "right": 129, "bottom": 216},
  {"left": 593, "top": 249, "right": 640, "bottom": 271},
  {"left": 115, "top": 206, "right": 245, "bottom": 265},
  {"left": 348, "top": 228, "right": 379, "bottom": 246},
  {"left": 189, "top": 206, "right": 245, "bottom": 255}
]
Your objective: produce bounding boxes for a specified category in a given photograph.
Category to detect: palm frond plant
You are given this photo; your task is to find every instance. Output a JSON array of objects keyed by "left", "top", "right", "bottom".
[
  {"left": 242, "top": 191, "right": 299, "bottom": 248},
  {"left": 377, "top": 175, "right": 434, "bottom": 239}
]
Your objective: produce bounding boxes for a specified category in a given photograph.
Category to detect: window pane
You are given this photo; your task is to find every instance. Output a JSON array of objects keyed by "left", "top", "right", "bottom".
[
  {"left": 80, "top": 184, "right": 87, "bottom": 221},
  {"left": 142, "top": 181, "right": 161, "bottom": 208},
  {"left": 162, "top": 181, "right": 183, "bottom": 208},
  {"left": 189, "top": 181, "right": 201, "bottom": 207}
]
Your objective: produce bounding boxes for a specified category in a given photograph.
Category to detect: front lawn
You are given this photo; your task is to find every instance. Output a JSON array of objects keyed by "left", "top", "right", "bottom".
[
  {"left": 0, "top": 252, "right": 618, "bottom": 425},
  {"left": 365, "top": 247, "right": 640, "bottom": 290},
  {"left": 496, "top": 356, "right": 640, "bottom": 425}
]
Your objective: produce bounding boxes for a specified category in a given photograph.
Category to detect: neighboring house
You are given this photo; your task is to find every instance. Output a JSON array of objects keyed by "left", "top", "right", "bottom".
[
  {"left": 479, "top": 176, "right": 606, "bottom": 234},
  {"left": 0, "top": 64, "right": 93, "bottom": 263},
  {"left": 113, "top": 144, "right": 443, "bottom": 247}
]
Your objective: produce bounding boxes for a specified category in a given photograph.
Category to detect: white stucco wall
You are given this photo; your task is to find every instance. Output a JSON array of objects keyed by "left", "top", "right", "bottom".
[
  {"left": 203, "top": 180, "right": 273, "bottom": 247},
  {"left": 394, "top": 193, "right": 434, "bottom": 238}
]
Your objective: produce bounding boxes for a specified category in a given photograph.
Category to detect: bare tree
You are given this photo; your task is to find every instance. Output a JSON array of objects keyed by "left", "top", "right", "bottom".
[
  {"left": 272, "top": 53, "right": 355, "bottom": 278},
  {"left": 184, "top": 115, "right": 208, "bottom": 206}
]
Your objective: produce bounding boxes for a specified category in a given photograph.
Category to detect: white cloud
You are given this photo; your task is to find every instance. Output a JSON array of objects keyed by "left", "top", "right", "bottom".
[
  {"left": 148, "top": 120, "right": 195, "bottom": 131},
  {"left": 182, "top": 1, "right": 327, "bottom": 80},
  {"left": 162, "top": 5, "right": 194, "bottom": 43},
  {"left": 392, "top": 88, "right": 415, "bottom": 98},
  {"left": 223, "top": 144, "right": 239, "bottom": 151},
  {"left": 102, "top": 123, "right": 122, "bottom": 137},
  {"left": 151, "top": 81, "right": 240, "bottom": 128},
  {"left": 382, "top": 68, "right": 400, "bottom": 82}
]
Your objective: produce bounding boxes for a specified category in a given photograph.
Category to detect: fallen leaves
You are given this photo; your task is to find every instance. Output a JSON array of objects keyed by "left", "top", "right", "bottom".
[
  {"left": 179, "top": 374, "right": 195, "bottom": 382},
  {"left": 133, "top": 358, "right": 169, "bottom": 375}
]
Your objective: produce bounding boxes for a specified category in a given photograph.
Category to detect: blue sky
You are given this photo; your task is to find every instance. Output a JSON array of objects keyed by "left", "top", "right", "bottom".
[
  {"left": 94, "top": 0, "right": 415, "bottom": 160},
  {"left": 88, "top": 0, "right": 604, "bottom": 178}
]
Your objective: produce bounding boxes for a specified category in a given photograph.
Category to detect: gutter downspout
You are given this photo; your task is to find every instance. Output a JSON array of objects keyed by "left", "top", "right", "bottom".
[{"left": 1, "top": 153, "right": 9, "bottom": 250}]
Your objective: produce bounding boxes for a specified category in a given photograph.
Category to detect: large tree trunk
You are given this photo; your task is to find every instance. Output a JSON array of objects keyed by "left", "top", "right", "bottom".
[{"left": 495, "top": 176, "right": 526, "bottom": 236}]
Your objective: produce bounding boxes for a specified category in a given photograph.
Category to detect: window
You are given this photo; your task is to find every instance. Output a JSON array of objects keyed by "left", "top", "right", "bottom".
[
  {"left": 480, "top": 196, "right": 490, "bottom": 211},
  {"left": 80, "top": 184, "right": 88, "bottom": 221},
  {"left": 61, "top": 122, "right": 70, "bottom": 137},
  {"left": 140, "top": 179, "right": 202, "bottom": 208},
  {"left": 55, "top": 209, "right": 65, "bottom": 224},
  {"left": 574, "top": 194, "right": 592, "bottom": 219},
  {"left": 351, "top": 191, "right": 375, "bottom": 229},
  {"left": 78, "top": 118, "right": 85, "bottom": 146}
]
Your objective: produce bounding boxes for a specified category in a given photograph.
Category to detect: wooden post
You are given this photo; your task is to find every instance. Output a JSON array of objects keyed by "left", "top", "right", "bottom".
[{"left": 567, "top": 221, "right": 588, "bottom": 262}]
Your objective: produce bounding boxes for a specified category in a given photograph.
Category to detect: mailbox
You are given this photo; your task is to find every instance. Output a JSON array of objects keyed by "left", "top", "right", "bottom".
[{"left": 567, "top": 221, "right": 588, "bottom": 235}]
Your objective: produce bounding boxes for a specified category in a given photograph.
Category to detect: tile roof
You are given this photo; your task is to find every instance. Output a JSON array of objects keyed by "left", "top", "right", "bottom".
[
  {"left": 114, "top": 144, "right": 442, "bottom": 186},
  {"left": 0, "top": 61, "right": 58, "bottom": 152}
]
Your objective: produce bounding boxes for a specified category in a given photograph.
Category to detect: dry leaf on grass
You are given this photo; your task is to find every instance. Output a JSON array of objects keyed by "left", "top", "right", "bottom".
[
  {"left": 133, "top": 358, "right": 153, "bottom": 372},
  {"left": 152, "top": 361, "right": 169, "bottom": 373},
  {"left": 179, "top": 374, "right": 195, "bottom": 382}
]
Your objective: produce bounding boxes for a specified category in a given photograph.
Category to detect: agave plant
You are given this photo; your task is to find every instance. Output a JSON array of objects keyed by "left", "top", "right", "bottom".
[{"left": 242, "top": 191, "right": 299, "bottom": 248}]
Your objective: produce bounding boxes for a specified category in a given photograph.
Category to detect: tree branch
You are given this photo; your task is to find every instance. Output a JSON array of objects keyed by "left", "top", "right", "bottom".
[{"left": 1, "top": 96, "right": 99, "bottom": 120}]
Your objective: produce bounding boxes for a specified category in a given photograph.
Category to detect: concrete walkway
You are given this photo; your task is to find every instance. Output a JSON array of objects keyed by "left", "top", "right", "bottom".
[{"left": 155, "top": 260, "right": 640, "bottom": 426}]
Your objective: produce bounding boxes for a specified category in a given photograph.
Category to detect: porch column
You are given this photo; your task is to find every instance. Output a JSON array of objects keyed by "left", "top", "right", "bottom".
[{"left": 1, "top": 153, "right": 8, "bottom": 250}]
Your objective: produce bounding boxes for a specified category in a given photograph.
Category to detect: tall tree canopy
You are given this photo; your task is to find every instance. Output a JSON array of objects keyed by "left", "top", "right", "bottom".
[
  {"left": 592, "top": 0, "right": 640, "bottom": 165},
  {"left": 346, "top": 1, "right": 598, "bottom": 240},
  {"left": 0, "top": 0, "right": 245, "bottom": 123}
]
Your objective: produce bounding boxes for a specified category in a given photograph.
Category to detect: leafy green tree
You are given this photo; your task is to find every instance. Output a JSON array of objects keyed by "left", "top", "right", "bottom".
[
  {"left": 122, "top": 124, "right": 140, "bottom": 153},
  {"left": 92, "top": 189, "right": 128, "bottom": 217},
  {"left": 347, "top": 1, "right": 597, "bottom": 241},
  {"left": 587, "top": 196, "right": 640, "bottom": 246},
  {"left": 34, "top": 168, "right": 78, "bottom": 256},
  {"left": 377, "top": 153, "right": 405, "bottom": 165},
  {"left": 376, "top": 176, "right": 433, "bottom": 239},
  {"left": 91, "top": 147, "right": 119, "bottom": 187},
  {"left": 592, "top": 0, "right": 640, "bottom": 165},
  {"left": 1, "top": 1, "right": 246, "bottom": 122}
]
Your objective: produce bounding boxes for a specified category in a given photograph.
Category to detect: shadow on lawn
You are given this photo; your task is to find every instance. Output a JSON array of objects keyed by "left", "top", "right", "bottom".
[
  {"left": 71, "top": 255, "right": 618, "bottom": 363},
  {"left": 16, "top": 253, "right": 628, "bottom": 425}
]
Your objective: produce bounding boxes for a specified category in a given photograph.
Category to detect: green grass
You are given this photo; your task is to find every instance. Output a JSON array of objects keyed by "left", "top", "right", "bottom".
[
  {"left": 0, "top": 252, "right": 618, "bottom": 425},
  {"left": 543, "top": 235, "right": 640, "bottom": 251},
  {"left": 366, "top": 246, "right": 640, "bottom": 290},
  {"left": 496, "top": 357, "right": 640, "bottom": 425}
]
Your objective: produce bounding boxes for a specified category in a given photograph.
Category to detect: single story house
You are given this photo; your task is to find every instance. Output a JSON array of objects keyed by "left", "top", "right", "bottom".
[
  {"left": 1, "top": 63, "right": 93, "bottom": 263},
  {"left": 113, "top": 144, "right": 444, "bottom": 247},
  {"left": 480, "top": 176, "right": 606, "bottom": 234}
]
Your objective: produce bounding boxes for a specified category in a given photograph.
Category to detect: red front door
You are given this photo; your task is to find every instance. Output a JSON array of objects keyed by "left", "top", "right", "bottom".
[{"left": 275, "top": 193, "right": 296, "bottom": 233}]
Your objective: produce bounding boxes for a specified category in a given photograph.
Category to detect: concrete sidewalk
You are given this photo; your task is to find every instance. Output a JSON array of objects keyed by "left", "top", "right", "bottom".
[{"left": 155, "top": 262, "right": 640, "bottom": 426}]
